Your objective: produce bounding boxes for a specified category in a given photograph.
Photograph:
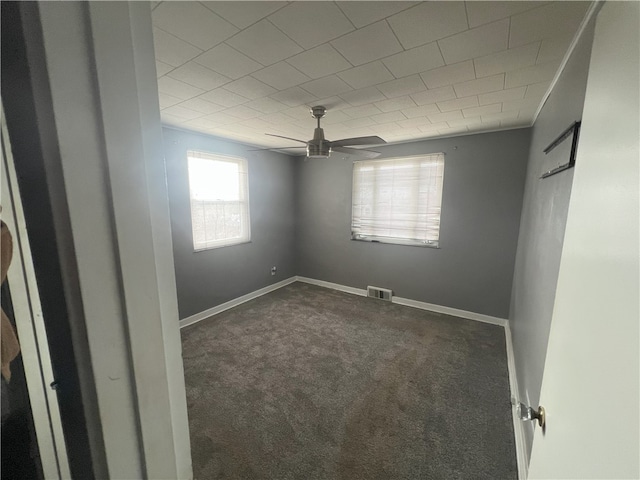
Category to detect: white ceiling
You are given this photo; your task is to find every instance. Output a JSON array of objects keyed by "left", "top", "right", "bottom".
[{"left": 153, "top": 1, "right": 590, "bottom": 153}]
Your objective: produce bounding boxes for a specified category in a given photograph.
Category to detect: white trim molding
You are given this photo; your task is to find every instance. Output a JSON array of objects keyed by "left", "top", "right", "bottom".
[
  {"left": 180, "top": 277, "right": 297, "bottom": 328},
  {"left": 392, "top": 296, "right": 507, "bottom": 327},
  {"left": 295, "top": 276, "right": 367, "bottom": 297},
  {"left": 505, "top": 323, "right": 529, "bottom": 479}
]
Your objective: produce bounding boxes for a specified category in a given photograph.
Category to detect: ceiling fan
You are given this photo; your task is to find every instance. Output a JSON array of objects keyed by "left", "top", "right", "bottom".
[{"left": 265, "top": 106, "right": 386, "bottom": 159}]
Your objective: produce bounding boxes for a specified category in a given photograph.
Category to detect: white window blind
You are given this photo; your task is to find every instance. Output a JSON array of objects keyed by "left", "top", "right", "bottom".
[
  {"left": 351, "top": 153, "right": 445, "bottom": 247},
  {"left": 187, "top": 151, "right": 250, "bottom": 251}
]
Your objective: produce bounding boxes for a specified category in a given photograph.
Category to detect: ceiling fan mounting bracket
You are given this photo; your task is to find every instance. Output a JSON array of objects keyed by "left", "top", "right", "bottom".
[{"left": 310, "top": 105, "right": 326, "bottom": 120}]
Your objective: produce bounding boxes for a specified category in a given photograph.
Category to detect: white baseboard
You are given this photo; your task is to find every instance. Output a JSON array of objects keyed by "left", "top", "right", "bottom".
[
  {"left": 392, "top": 296, "right": 508, "bottom": 327},
  {"left": 505, "top": 322, "right": 529, "bottom": 479},
  {"left": 295, "top": 276, "right": 367, "bottom": 297},
  {"left": 179, "top": 277, "right": 297, "bottom": 328}
]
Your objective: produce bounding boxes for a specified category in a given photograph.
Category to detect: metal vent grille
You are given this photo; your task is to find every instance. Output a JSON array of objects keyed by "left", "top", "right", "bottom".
[{"left": 367, "top": 286, "right": 393, "bottom": 301}]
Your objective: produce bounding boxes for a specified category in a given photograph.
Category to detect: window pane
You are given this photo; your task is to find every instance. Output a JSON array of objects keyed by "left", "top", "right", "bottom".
[
  {"left": 351, "top": 154, "right": 444, "bottom": 246},
  {"left": 187, "top": 151, "right": 250, "bottom": 250}
]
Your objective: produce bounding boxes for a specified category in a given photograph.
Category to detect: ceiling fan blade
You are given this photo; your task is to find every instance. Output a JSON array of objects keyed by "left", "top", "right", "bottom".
[
  {"left": 265, "top": 133, "right": 308, "bottom": 144},
  {"left": 247, "top": 146, "right": 307, "bottom": 151},
  {"left": 332, "top": 146, "right": 381, "bottom": 159},
  {"left": 331, "top": 135, "right": 387, "bottom": 147}
]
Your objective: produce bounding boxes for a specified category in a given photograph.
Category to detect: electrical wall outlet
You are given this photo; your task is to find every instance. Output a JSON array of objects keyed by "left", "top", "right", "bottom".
[{"left": 271, "top": 266, "right": 277, "bottom": 276}]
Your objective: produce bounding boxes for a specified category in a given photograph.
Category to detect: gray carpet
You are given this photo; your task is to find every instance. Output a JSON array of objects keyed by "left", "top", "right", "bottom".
[{"left": 182, "top": 283, "right": 517, "bottom": 479}]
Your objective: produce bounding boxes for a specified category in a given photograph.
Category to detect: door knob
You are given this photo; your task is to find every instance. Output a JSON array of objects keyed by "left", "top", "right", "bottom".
[{"left": 518, "top": 403, "right": 546, "bottom": 428}]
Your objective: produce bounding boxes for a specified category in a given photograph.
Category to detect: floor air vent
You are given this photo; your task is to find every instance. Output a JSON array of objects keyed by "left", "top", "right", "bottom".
[{"left": 367, "top": 286, "right": 393, "bottom": 301}]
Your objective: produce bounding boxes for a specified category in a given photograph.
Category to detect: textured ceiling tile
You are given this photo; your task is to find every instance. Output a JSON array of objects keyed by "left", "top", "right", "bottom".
[
  {"left": 331, "top": 21, "right": 403, "bottom": 66},
  {"left": 158, "top": 92, "right": 182, "bottom": 109},
  {"left": 202, "top": 1, "right": 287, "bottom": 29},
  {"left": 420, "top": 60, "right": 475, "bottom": 88},
  {"left": 509, "top": 2, "right": 589, "bottom": 48},
  {"left": 447, "top": 116, "right": 483, "bottom": 128},
  {"left": 321, "top": 110, "right": 351, "bottom": 125},
  {"left": 374, "top": 95, "right": 417, "bottom": 113},
  {"left": 377, "top": 75, "right": 427, "bottom": 99},
  {"left": 300, "top": 75, "right": 353, "bottom": 99},
  {"left": 179, "top": 98, "right": 226, "bottom": 115},
  {"left": 194, "top": 44, "right": 262, "bottom": 79},
  {"left": 437, "top": 95, "right": 479, "bottom": 112},
  {"left": 397, "top": 116, "right": 431, "bottom": 128},
  {"left": 369, "top": 122, "right": 410, "bottom": 134},
  {"left": 156, "top": 60, "right": 173, "bottom": 77},
  {"left": 153, "top": 28, "right": 202, "bottom": 67},
  {"left": 224, "top": 77, "right": 276, "bottom": 100},
  {"left": 453, "top": 74, "right": 504, "bottom": 97},
  {"left": 410, "top": 85, "right": 456, "bottom": 105},
  {"left": 481, "top": 110, "right": 519, "bottom": 123},
  {"left": 402, "top": 103, "right": 441, "bottom": 118},
  {"left": 224, "top": 105, "right": 261, "bottom": 120},
  {"left": 286, "top": 45, "right": 352, "bottom": 80},
  {"left": 336, "top": 1, "right": 418, "bottom": 28},
  {"left": 251, "top": 62, "right": 311, "bottom": 90},
  {"left": 505, "top": 61, "right": 559, "bottom": 89},
  {"left": 269, "top": 2, "right": 354, "bottom": 49},
  {"left": 244, "top": 97, "right": 288, "bottom": 114},
  {"left": 342, "top": 104, "right": 383, "bottom": 118},
  {"left": 340, "top": 87, "right": 387, "bottom": 107},
  {"left": 167, "top": 61, "right": 231, "bottom": 90},
  {"left": 387, "top": 2, "right": 468, "bottom": 49},
  {"left": 200, "top": 88, "right": 250, "bottom": 108},
  {"left": 382, "top": 42, "right": 445, "bottom": 79},
  {"left": 466, "top": 1, "right": 545, "bottom": 28},
  {"left": 226, "top": 20, "right": 303, "bottom": 66},
  {"left": 370, "top": 111, "right": 407, "bottom": 124},
  {"left": 462, "top": 103, "right": 502, "bottom": 118},
  {"left": 419, "top": 121, "right": 450, "bottom": 132},
  {"left": 524, "top": 82, "right": 551, "bottom": 99},
  {"left": 337, "top": 62, "right": 394, "bottom": 89},
  {"left": 259, "top": 112, "right": 296, "bottom": 125},
  {"left": 161, "top": 105, "right": 204, "bottom": 120},
  {"left": 428, "top": 110, "right": 463, "bottom": 124},
  {"left": 269, "top": 87, "right": 317, "bottom": 107},
  {"left": 536, "top": 35, "right": 573, "bottom": 64},
  {"left": 157, "top": 76, "right": 204, "bottom": 100},
  {"left": 438, "top": 125, "right": 468, "bottom": 136},
  {"left": 438, "top": 19, "right": 509, "bottom": 65},
  {"left": 153, "top": 2, "right": 238, "bottom": 50},
  {"left": 478, "top": 86, "right": 526, "bottom": 105},
  {"left": 473, "top": 42, "right": 541, "bottom": 78},
  {"left": 200, "top": 112, "right": 243, "bottom": 125},
  {"left": 501, "top": 97, "right": 540, "bottom": 113},
  {"left": 343, "top": 117, "right": 377, "bottom": 129}
]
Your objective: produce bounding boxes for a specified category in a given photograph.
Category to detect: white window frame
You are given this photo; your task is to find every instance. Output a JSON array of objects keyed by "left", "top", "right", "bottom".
[
  {"left": 351, "top": 153, "right": 445, "bottom": 248},
  {"left": 187, "top": 150, "right": 251, "bottom": 251}
]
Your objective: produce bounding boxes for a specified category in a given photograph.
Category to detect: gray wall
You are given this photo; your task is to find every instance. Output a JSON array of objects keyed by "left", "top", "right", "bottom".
[
  {"left": 509, "top": 20, "right": 595, "bottom": 456},
  {"left": 163, "top": 127, "right": 297, "bottom": 319},
  {"left": 296, "top": 129, "right": 531, "bottom": 319}
]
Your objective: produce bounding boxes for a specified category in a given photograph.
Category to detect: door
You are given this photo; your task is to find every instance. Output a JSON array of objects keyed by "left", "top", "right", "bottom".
[
  {"left": 528, "top": 2, "right": 639, "bottom": 478},
  {"left": 1, "top": 103, "right": 71, "bottom": 478}
]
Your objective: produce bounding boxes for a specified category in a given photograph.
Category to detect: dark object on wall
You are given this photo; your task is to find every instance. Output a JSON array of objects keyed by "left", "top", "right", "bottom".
[{"left": 540, "top": 121, "right": 581, "bottom": 178}]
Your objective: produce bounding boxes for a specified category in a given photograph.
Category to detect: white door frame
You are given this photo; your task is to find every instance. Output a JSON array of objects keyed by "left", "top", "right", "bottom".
[{"left": 1, "top": 103, "right": 71, "bottom": 479}]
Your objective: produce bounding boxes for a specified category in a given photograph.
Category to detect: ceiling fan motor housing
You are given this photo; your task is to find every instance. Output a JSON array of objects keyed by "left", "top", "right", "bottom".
[{"left": 308, "top": 123, "right": 331, "bottom": 158}]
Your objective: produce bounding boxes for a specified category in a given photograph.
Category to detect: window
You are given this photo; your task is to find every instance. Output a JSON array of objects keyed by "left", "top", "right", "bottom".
[
  {"left": 187, "top": 151, "right": 250, "bottom": 251},
  {"left": 351, "top": 153, "right": 445, "bottom": 247}
]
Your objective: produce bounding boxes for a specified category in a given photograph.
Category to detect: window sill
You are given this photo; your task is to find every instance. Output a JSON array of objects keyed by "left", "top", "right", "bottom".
[
  {"left": 193, "top": 240, "right": 252, "bottom": 252},
  {"left": 350, "top": 235, "right": 439, "bottom": 249}
]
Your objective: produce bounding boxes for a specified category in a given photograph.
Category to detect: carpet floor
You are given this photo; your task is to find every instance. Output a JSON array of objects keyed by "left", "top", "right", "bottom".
[{"left": 181, "top": 283, "right": 517, "bottom": 479}]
